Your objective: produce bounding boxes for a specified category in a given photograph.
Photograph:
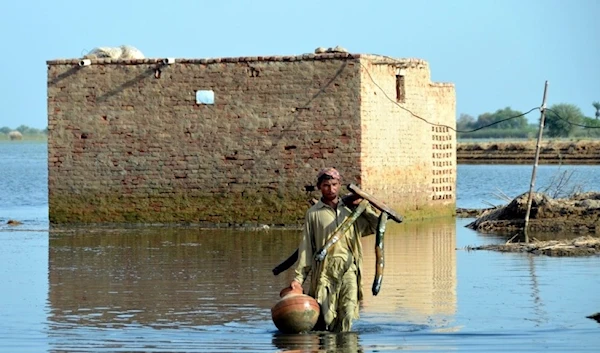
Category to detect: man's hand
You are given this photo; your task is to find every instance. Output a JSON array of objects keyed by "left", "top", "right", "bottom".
[
  {"left": 280, "top": 280, "right": 304, "bottom": 297},
  {"left": 343, "top": 192, "right": 364, "bottom": 208},
  {"left": 290, "top": 280, "right": 303, "bottom": 292},
  {"left": 314, "top": 248, "right": 328, "bottom": 262},
  {"left": 350, "top": 196, "right": 364, "bottom": 206},
  {"left": 287, "top": 280, "right": 303, "bottom": 295}
]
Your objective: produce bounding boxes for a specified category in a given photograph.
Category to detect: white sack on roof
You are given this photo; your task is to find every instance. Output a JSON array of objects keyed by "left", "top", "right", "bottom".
[{"left": 83, "top": 45, "right": 145, "bottom": 59}]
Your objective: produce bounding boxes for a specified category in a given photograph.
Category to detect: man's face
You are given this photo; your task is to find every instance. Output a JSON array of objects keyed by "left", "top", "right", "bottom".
[{"left": 319, "top": 179, "right": 340, "bottom": 202}]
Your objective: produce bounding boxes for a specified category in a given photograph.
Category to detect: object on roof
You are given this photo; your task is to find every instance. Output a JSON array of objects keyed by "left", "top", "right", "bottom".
[
  {"left": 314, "top": 46, "right": 348, "bottom": 54},
  {"left": 83, "top": 45, "right": 145, "bottom": 59}
]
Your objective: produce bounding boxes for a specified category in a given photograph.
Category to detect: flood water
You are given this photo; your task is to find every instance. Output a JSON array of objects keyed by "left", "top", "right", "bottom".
[{"left": 1, "top": 141, "right": 599, "bottom": 352}]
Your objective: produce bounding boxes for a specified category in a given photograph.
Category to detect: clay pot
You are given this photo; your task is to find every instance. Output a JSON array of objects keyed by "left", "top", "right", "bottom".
[{"left": 271, "top": 293, "right": 320, "bottom": 334}]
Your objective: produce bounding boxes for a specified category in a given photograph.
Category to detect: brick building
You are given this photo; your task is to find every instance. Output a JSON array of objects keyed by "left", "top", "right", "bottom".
[{"left": 47, "top": 51, "right": 456, "bottom": 225}]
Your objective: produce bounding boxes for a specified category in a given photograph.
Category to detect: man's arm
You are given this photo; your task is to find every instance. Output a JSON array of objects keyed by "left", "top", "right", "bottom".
[
  {"left": 359, "top": 203, "right": 380, "bottom": 236},
  {"left": 292, "top": 217, "right": 313, "bottom": 285},
  {"left": 343, "top": 196, "right": 379, "bottom": 236}
]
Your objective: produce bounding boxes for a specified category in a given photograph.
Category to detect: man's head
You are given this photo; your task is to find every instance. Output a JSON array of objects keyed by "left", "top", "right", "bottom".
[{"left": 316, "top": 167, "right": 341, "bottom": 202}]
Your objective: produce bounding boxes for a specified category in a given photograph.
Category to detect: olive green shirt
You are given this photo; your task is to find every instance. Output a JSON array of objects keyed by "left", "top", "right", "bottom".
[{"left": 293, "top": 197, "right": 379, "bottom": 301}]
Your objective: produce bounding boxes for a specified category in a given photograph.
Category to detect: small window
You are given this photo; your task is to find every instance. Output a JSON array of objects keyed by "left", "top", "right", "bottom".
[
  {"left": 196, "top": 90, "right": 214, "bottom": 105},
  {"left": 395, "top": 75, "right": 405, "bottom": 103}
]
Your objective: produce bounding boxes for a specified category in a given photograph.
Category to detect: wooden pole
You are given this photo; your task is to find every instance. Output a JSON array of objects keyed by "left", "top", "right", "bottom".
[{"left": 523, "top": 81, "right": 549, "bottom": 243}]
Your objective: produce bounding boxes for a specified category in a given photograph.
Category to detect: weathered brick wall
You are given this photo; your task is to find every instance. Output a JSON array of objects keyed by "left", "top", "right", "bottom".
[
  {"left": 358, "top": 56, "right": 456, "bottom": 218},
  {"left": 47, "top": 53, "right": 455, "bottom": 224},
  {"left": 48, "top": 54, "right": 364, "bottom": 224}
]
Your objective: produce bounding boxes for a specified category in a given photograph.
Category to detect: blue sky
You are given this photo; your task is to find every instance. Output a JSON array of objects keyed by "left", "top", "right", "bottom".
[{"left": 1, "top": 0, "right": 598, "bottom": 129}]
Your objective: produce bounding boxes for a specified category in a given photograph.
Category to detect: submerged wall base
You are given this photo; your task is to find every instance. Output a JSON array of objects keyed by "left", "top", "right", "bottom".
[
  {"left": 49, "top": 191, "right": 311, "bottom": 225},
  {"left": 50, "top": 192, "right": 455, "bottom": 225}
]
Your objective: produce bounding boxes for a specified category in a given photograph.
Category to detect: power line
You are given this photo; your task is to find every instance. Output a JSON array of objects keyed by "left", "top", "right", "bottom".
[
  {"left": 457, "top": 108, "right": 538, "bottom": 133},
  {"left": 358, "top": 60, "right": 540, "bottom": 134},
  {"left": 545, "top": 108, "right": 600, "bottom": 129}
]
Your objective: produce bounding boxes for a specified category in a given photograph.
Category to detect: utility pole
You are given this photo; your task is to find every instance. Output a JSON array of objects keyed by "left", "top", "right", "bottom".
[{"left": 523, "top": 81, "right": 549, "bottom": 243}]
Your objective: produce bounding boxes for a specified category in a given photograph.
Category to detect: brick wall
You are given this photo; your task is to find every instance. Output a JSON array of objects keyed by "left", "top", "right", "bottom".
[
  {"left": 358, "top": 56, "right": 456, "bottom": 218},
  {"left": 47, "top": 53, "right": 455, "bottom": 224}
]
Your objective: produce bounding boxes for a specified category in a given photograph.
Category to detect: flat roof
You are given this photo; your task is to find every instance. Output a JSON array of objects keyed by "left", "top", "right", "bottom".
[{"left": 46, "top": 53, "right": 428, "bottom": 67}]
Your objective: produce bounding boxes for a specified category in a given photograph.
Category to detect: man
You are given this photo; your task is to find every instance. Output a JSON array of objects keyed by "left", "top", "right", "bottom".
[{"left": 290, "top": 167, "right": 379, "bottom": 332}]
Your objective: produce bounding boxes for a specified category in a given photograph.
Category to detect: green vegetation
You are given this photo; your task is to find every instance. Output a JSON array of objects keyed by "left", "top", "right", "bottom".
[
  {"left": 0, "top": 125, "right": 47, "bottom": 141},
  {"left": 458, "top": 102, "right": 600, "bottom": 140},
  {"left": 545, "top": 103, "right": 585, "bottom": 138},
  {"left": 593, "top": 101, "right": 600, "bottom": 120}
]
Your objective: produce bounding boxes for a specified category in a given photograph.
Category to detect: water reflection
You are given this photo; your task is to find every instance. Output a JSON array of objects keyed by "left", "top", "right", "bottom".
[
  {"left": 272, "top": 332, "right": 363, "bottom": 352},
  {"left": 527, "top": 255, "right": 548, "bottom": 326},
  {"left": 47, "top": 218, "right": 458, "bottom": 351},
  {"left": 360, "top": 218, "right": 456, "bottom": 323},
  {"left": 48, "top": 228, "right": 302, "bottom": 329},
  {"left": 7, "top": 143, "right": 600, "bottom": 351}
]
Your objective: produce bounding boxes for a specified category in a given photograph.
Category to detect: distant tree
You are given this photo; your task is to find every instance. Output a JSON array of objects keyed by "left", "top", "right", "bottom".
[
  {"left": 456, "top": 113, "right": 476, "bottom": 131},
  {"left": 16, "top": 125, "right": 33, "bottom": 134},
  {"left": 0, "top": 126, "right": 10, "bottom": 134},
  {"left": 474, "top": 107, "right": 528, "bottom": 130},
  {"left": 578, "top": 116, "right": 600, "bottom": 138},
  {"left": 593, "top": 101, "right": 600, "bottom": 120},
  {"left": 15, "top": 125, "right": 44, "bottom": 135},
  {"left": 581, "top": 116, "right": 600, "bottom": 127},
  {"left": 544, "top": 103, "right": 585, "bottom": 137}
]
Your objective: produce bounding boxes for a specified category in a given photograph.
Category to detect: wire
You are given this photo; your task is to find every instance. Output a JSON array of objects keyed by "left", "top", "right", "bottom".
[
  {"left": 545, "top": 108, "right": 600, "bottom": 129},
  {"left": 458, "top": 108, "right": 539, "bottom": 133},
  {"left": 357, "top": 60, "right": 540, "bottom": 134}
]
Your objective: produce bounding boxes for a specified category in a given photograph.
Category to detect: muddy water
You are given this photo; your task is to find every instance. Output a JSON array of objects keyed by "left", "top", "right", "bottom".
[
  {"left": 1, "top": 220, "right": 598, "bottom": 352},
  {"left": 1, "top": 142, "right": 600, "bottom": 352}
]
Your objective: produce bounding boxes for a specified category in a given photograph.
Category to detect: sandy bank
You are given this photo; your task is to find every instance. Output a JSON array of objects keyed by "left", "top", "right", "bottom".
[
  {"left": 457, "top": 140, "right": 600, "bottom": 164},
  {"left": 464, "top": 236, "right": 600, "bottom": 257},
  {"left": 460, "top": 191, "right": 600, "bottom": 256}
]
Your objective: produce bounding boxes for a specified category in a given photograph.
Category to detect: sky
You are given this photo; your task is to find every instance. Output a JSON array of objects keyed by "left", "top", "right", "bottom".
[{"left": 1, "top": 0, "right": 598, "bottom": 129}]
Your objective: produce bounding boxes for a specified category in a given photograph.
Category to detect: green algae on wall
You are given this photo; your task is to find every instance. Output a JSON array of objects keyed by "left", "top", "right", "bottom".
[{"left": 49, "top": 191, "right": 311, "bottom": 226}]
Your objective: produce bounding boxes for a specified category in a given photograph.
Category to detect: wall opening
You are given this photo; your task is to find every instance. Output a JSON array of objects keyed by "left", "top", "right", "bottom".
[
  {"left": 395, "top": 74, "right": 405, "bottom": 103},
  {"left": 196, "top": 90, "right": 215, "bottom": 105}
]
